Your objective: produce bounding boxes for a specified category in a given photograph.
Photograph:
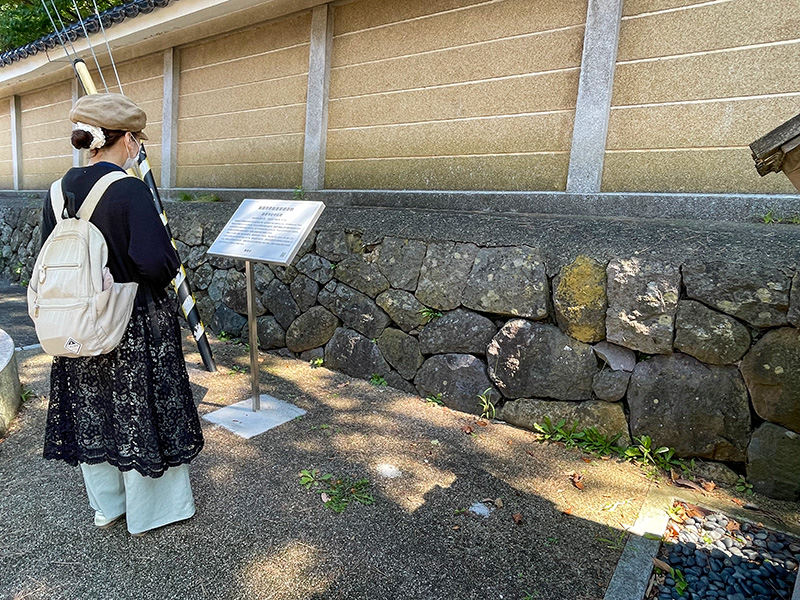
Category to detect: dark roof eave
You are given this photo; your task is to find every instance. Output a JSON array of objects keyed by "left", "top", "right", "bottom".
[{"left": 0, "top": 0, "right": 174, "bottom": 67}]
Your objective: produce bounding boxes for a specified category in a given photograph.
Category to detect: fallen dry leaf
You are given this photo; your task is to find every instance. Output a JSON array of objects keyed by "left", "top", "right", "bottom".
[
  {"left": 670, "top": 468, "right": 680, "bottom": 481},
  {"left": 475, "top": 420, "right": 488, "bottom": 427},
  {"left": 725, "top": 520, "right": 740, "bottom": 532},
  {"left": 452, "top": 525, "right": 460, "bottom": 530},
  {"left": 512, "top": 513, "right": 523, "bottom": 525},
  {"left": 495, "top": 498, "right": 504, "bottom": 508},
  {"left": 581, "top": 457, "right": 592, "bottom": 463},
  {"left": 336, "top": 382, "right": 350, "bottom": 388},
  {"left": 674, "top": 478, "right": 706, "bottom": 494},
  {"left": 562, "top": 507, "right": 573, "bottom": 516},
  {"left": 731, "top": 498, "right": 745, "bottom": 506},
  {"left": 321, "top": 493, "right": 331, "bottom": 503},
  {"left": 652, "top": 557, "right": 672, "bottom": 572},
  {"left": 461, "top": 424, "right": 474, "bottom": 435},
  {"left": 526, "top": 450, "right": 536, "bottom": 457},
  {"left": 700, "top": 480, "right": 716, "bottom": 493},
  {"left": 570, "top": 472, "right": 585, "bottom": 490}
]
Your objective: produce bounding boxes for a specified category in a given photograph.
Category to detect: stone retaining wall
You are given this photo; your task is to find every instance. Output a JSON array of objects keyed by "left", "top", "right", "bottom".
[{"left": 2, "top": 198, "right": 799, "bottom": 501}]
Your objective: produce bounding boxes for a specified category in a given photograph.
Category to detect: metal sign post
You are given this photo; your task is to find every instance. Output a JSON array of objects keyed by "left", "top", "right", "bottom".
[
  {"left": 245, "top": 260, "right": 261, "bottom": 411},
  {"left": 207, "top": 199, "right": 325, "bottom": 415}
]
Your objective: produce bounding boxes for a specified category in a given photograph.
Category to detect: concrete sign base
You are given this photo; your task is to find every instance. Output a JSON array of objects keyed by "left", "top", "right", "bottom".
[{"left": 203, "top": 395, "right": 306, "bottom": 439}]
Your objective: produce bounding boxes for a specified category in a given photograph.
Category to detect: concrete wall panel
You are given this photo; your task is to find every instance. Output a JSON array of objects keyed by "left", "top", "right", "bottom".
[
  {"left": 176, "top": 12, "right": 311, "bottom": 188},
  {"left": 333, "top": 0, "right": 587, "bottom": 65},
  {"left": 619, "top": 0, "right": 799, "bottom": 60},
  {"left": 20, "top": 82, "right": 72, "bottom": 189},
  {"left": 605, "top": 0, "right": 800, "bottom": 193},
  {"left": 328, "top": 112, "right": 575, "bottom": 160},
  {"left": 0, "top": 99, "right": 11, "bottom": 187},
  {"left": 602, "top": 148, "right": 799, "bottom": 194},
  {"left": 326, "top": 153, "right": 570, "bottom": 191},
  {"left": 177, "top": 163, "right": 302, "bottom": 189},
  {"left": 328, "top": 0, "right": 586, "bottom": 191}
]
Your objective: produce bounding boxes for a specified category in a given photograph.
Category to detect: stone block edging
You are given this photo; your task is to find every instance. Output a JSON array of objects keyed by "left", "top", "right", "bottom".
[{"left": 0, "top": 328, "right": 21, "bottom": 437}]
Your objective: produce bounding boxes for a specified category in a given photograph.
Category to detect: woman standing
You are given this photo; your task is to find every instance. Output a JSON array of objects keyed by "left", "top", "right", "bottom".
[{"left": 40, "top": 93, "right": 204, "bottom": 536}]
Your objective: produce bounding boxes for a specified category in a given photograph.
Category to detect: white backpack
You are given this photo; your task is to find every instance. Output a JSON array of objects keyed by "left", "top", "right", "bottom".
[{"left": 27, "top": 172, "right": 139, "bottom": 357}]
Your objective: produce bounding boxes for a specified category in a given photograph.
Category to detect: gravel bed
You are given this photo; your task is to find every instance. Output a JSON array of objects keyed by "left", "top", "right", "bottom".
[{"left": 648, "top": 501, "right": 799, "bottom": 600}]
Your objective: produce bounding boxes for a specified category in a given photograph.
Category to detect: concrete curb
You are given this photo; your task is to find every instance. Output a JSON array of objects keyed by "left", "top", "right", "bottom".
[
  {"left": 0, "top": 328, "right": 22, "bottom": 437},
  {"left": 603, "top": 484, "right": 672, "bottom": 600}
]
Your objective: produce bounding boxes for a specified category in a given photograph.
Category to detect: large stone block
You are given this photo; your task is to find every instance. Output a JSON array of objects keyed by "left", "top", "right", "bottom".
[
  {"left": 682, "top": 261, "right": 791, "bottom": 328},
  {"left": 256, "top": 316, "right": 285, "bottom": 350},
  {"left": 377, "top": 237, "right": 426, "bottom": 292},
  {"left": 262, "top": 279, "right": 301, "bottom": 329},
  {"left": 500, "top": 398, "right": 630, "bottom": 446},
  {"left": 211, "top": 304, "right": 247, "bottom": 339},
  {"left": 222, "top": 270, "right": 265, "bottom": 316},
  {"left": 553, "top": 255, "right": 607, "bottom": 342},
  {"left": 747, "top": 422, "right": 800, "bottom": 501},
  {"left": 673, "top": 300, "right": 750, "bottom": 365},
  {"left": 461, "top": 246, "right": 549, "bottom": 319},
  {"left": 487, "top": 320, "right": 597, "bottom": 400},
  {"left": 375, "top": 289, "right": 429, "bottom": 332},
  {"left": 628, "top": 353, "right": 750, "bottom": 461},
  {"left": 789, "top": 271, "right": 799, "bottom": 327},
  {"left": 740, "top": 327, "right": 800, "bottom": 434},
  {"left": 592, "top": 369, "right": 630, "bottom": 402},
  {"left": 324, "top": 327, "right": 391, "bottom": 381},
  {"left": 377, "top": 328, "right": 424, "bottom": 380},
  {"left": 592, "top": 341, "right": 636, "bottom": 372},
  {"left": 415, "top": 241, "right": 479, "bottom": 311},
  {"left": 606, "top": 258, "right": 680, "bottom": 354},
  {"left": 290, "top": 274, "right": 320, "bottom": 312},
  {"left": 418, "top": 309, "right": 496, "bottom": 356},
  {"left": 333, "top": 255, "right": 390, "bottom": 298},
  {"left": 286, "top": 307, "right": 340, "bottom": 353},
  {"left": 318, "top": 281, "right": 390, "bottom": 339},
  {"left": 296, "top": 253, "right": 334, "bottom": 285},
  {"left": 316, "top": 230, "right": 362, "bottom": 263},
  {"left": 414, "top": 354, "right": 498, "bottom": 415}
]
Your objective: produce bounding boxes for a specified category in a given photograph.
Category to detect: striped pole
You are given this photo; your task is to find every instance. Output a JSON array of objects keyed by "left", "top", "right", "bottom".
[
  {"left": 135, "top": 146, "right": 217, "bottom": 372},
  {"left": 73, "top": 58, "right": 217, "bottom": 372}
]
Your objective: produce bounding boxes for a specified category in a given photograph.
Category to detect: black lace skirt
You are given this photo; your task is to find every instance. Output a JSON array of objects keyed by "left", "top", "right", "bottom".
[{"left": 44, "top": 298, "right": 204, "bottom": 478}]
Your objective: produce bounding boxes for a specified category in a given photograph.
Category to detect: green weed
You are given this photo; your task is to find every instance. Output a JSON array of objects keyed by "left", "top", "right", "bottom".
[
  {"left": 309, "top": 357, "right": 324, "bottom": 368},
  {"left": 299, "top": 469, "right": 375, "bottom": 513},
  {"left": 477, "top": 388, "right": 496, "bottom": 420},
  {"left": 293, "top": 186, "right": 305, "bottom": 200},
  {"left": 369, "top": 374, "right": 387, "bottom": 386},
  {"left": 735, "top": 475, "right": 754, "bottom": 495},
  {"left": 425, "top": 393, "right": 445, "bottom": 406},
  {"left": 596, "top": 525, "right": 626, "bottom": 550},
  {"left": 418, "top": 307, "right": 443, "bottom": 322}
]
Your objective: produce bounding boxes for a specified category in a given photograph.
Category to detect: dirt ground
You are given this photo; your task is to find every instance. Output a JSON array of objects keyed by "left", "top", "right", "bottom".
[{"left": 1, "top": 333, "right": 798, "bottom": 600}]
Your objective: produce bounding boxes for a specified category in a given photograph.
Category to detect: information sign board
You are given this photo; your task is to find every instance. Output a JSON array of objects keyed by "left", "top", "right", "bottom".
[{"left": 207, "top": 199, "right": 325, "bottom": 265}]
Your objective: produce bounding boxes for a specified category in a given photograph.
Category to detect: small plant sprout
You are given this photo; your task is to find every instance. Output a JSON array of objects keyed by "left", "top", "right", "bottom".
[
  {"left": 309, "top": 357, "right": 324, "bottom": 368},
  {"left": 762, "top": 208, "right": 776, "bottom": 224},
  {"left": 369, "top": 374, "right": 387, "bottom": 386},
  {"left": 735, "top": 475, "right": 754, "bottom": 495},
  {"left": 477, "top": 388, "right": 496, "bottom": 420},
  {"left": 299, "top": 469, "right": 374, "bottom": 513},
  {"left": 596, "top": 525, "right": 626, "bottom": 550},
  {"left": 418, "top": 307, "right": 443, "bottom": 322},
  {"left": 20, "top": 386, "right": 34, "bottom": 403},
  {"left": 293, "top": 186, "right": 305, "bottom": 200},
  {"left": 425, "top": 393, "right": 445, "bottom": 406},
  {"left": 672, "top": 567, "right": 688, "bottom": 596},
  {"left": 218, "top": 330, "right": 232, "bottom": 342}
]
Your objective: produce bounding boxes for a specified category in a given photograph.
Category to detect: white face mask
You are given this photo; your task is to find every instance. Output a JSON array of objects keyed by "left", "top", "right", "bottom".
[{"left": 122, "top": 135, "right": 139, "bottom": 171}]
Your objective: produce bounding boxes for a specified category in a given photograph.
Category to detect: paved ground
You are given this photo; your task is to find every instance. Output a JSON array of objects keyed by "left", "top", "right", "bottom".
[
  {"left": 0, "top": 278, "right": 38, "bottom": 348},
  {"left": 1, "top": 282, "right": 798, "bottom": 600}
]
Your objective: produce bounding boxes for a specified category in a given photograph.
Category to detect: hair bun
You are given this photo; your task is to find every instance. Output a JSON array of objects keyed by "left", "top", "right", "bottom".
[{"left": 71, "top": 128, "right": 93, "bottom": 150}]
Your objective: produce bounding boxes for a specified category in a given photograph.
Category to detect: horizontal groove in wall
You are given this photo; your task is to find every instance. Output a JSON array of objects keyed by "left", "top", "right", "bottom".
[
  {"left": 328, "top": 151, "right": 571, "bottom": 162},
  {"left": 617, "top": 37, "right": 800, "bottom": 66},
  {"left": 623, "top": 0, "right": 737, "bottom": 20},
  {"left": 182, "top": 42, "right": 311, "bottom": 74},
  {"left": 330, "top": 66, "right": 581, "bottom": 102},
  {"left": 328, "top": 109, "right": 575, "bottom": 132}
]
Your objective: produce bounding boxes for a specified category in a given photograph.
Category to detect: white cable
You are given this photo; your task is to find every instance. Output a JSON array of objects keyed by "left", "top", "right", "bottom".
[
  {"left": 39, "top": 0, "right": 74, "bottom": 61},
  {"left": 91, "top": 0, "right": 123, "bottom": 93},
  {"left": 49, "top": 0, "right": 79, "bottom": 58},
  {"left": 71, "top": 0, "right": 109, "bottom": 92}
]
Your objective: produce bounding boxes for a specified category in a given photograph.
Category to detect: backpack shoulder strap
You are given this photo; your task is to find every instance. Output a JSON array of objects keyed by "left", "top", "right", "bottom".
[
  {"left": 77, "top": 171, "right": 132, "bottom": 221},
  {"left": 49, "top": 178, "right": 64, "bottom": 223}
]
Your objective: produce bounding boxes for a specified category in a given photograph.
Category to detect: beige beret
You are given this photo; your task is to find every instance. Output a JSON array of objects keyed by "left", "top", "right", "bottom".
[{"left": 69, "top": 93, "right": 149, "bottom": 140}]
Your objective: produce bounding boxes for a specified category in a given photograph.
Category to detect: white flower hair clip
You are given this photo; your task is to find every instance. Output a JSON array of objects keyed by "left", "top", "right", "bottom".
[{"left": 74, "top": 122, "right": 106, "bottom": 150}]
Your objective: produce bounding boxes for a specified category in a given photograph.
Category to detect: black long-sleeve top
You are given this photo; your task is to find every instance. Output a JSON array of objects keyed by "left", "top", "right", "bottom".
[{"left": 41, "top": 162, "right": 179, "bottom": 307}]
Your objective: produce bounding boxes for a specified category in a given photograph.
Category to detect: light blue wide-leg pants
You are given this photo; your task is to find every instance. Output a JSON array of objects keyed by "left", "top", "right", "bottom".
[{"left": 80, "top": 462, "right": 195, "bottom": 535}]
